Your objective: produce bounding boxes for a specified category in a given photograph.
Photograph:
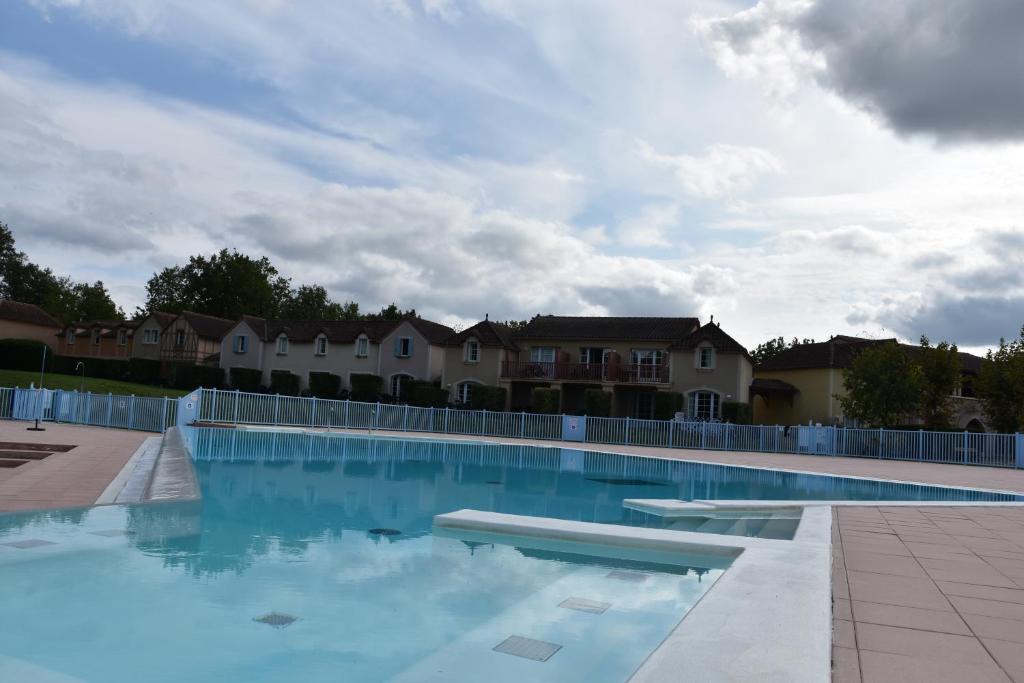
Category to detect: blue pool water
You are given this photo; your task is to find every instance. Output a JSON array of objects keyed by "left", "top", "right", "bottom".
[{"left": 0, "top": 428, "right": 1018, "bottom": 682}]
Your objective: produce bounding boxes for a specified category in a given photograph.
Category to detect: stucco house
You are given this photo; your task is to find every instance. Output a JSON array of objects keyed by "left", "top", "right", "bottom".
[
  {"left": 752, "top": 335, "right": 988, "bottom": 430},
  {"left": 0, "top": 300, "right": 62, "bottom": 347},
  {"left": 57, "top": 319, "right": 138, "bottom": 359},
  {"left": 160, "top": 311, "right": 235, "bottom": 366},
  {"left": 130, "top": 311, "right": 178, "bottom": 361},
  {"left": 219, "top": 316, "right": 454, "bottom": 396},
  {"left": 450, "top": 315, "right": 752, "bottom": 418}
]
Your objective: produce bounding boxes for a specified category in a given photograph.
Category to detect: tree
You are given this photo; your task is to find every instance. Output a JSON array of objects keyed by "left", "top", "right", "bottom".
[
  {"left": 45, "top": 279, "right": 124, "bottom": 322},
  {"left": 279, "top": 285, "right": 359, "bottom": 320},
  {"left": 494, "top": 319, "right": 528, "bottom": 331},
  {"left": 977, "top": 326, "right": 1024, "bottom": 433},
  {"left": 839, "top": 342, "right": 923, "bottom": 427},
  {"left": 365, "top": 302, "right": 418, "bottom": 321},
  {"left": 916, "top": 336, "right": 962, "bottom": 429},
  {"left": 751, "top": 336, "right": 816, "bottom": 366},
  {"left": 143, "top": 249, "right": 291, "bottom": 319}
]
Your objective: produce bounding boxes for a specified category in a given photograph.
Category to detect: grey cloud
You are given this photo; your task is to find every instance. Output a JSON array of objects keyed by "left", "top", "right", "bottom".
[
  {"left": 877, "top": 295, "right": 1024, "bottom": 346},
  {"left": 909, "top": 252, "right": 955, "bottom": 270},
  {"left": 5, "top": 205, "right": 153, "bottom": 254},
  {"left": 799, "top": 0, "right": 1024, "bottom": 142}
]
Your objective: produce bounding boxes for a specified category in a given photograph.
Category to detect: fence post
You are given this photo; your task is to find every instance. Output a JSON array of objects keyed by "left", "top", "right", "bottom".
[
  {"left": 162, "top": 396, "right": 169, "bottom": 432},
  {"left": 701, "top": 420, "right": 707, "bottom": 450},
  {"left": 625, "top": 417, "right": 631, "bottom": 445},
  {"left": 311, "top": 397, "right": 318, "bottom": 428},
  {"left": 106, "top": 393, "right": 113, "bottom": 427},
  {"left": 963, "top": 429, "right": 968, "bottom": 464},
  {"left": 759, "top": 428, "right": 764, "bottom": 452},
  {"left": 85, "top": 392, "right": 92, "bottom": 425},
  {"left": 344, "top": 399, "right": 350, "bottom": 428},
  {"left": 233, "top": 390, "right": 240, "bottom": 425},
  {"left": 403, "top": 404, "right": 409, "bottom": 432},
  {"left": 1016, "top": 433, "right": 1024, "bottom": 469},
  {"left": 444, "top": 407, "right": 450, "bottom": 433},
  {"left": 918, "top": 429, "right": 923, "bottom": 461},
  {"left": 375, "top": 402, "right": 381, "bottom": 430},
  {"left": 128, "top": 395, "right": 136, "bottom": 430},
  {"left": 482, "top": 409, "right": 488, "bottom": 435},
  {"left": 273, "top": 395, "right": 280, "bottom": 426},
  {"left": 725, "top": 424, "right": 731, "bottom": 451},
  {"left": 520, "top": 411, "right": 526, "bottom": 438},
  {"left": 878, "top": 427, "right": 884, "bottom": 459},
  {"left": 668, "top": 419, "right": 675, "bottom": 448},
  {"left": 211, "top": 387, "right": 218, "bottom": 421}
]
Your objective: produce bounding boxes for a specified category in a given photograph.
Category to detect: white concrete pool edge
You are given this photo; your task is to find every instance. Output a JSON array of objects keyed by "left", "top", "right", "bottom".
[
  {"left": 95, "top": 428, "right": 200, "bottom": 506},
  {"left": 434, "top": 507, "right": 833, "bottom": 683}
]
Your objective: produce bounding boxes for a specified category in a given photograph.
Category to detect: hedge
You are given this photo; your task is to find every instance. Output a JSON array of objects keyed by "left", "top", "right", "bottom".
[
  {"left": 127, "top": 358, "right": 161, "bottom": 385},
  {"left": 0, "top": 339, "right": 54, "bottom": 372},
  {"left": 409, "top": 381, "right": 448, "bottom": 408},
  {"left": 722, "top": 401, "right": 752, "bottom": 424},
  {"left": 308, "top": 372, "right": 341, "bottom": 399},
  {"left": 171, "top": 364, "right": 225, "bottom": 390},
  {"left": 270, "top": 370, "right": 301, "bottom": 396},
  {"left": 350, "top": 374, "right": 383, "bottom": 402},
  {"left": 531, "top": 387, "right": 561, "bottom": 414},
  {"left": 229, "top": 367, "right": 263, "bottom": 392},
  {"left": 653, "top": 391, "right": 684, "bottom": 421},
  {"left": 584, "top": 389, "right": 611, "bottom": 417},
  {"left": 469, "top": 385, "right": 507, "bottom": 412}
]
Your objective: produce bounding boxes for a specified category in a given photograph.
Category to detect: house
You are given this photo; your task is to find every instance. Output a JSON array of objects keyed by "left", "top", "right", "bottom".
[
  {"left": 57, "top": 319, "right": 138, "bottom": 359},
  {"left": 454, "top": 315, "right": 752, "bottom": 418},
  {"left": 160, "top": 311, "right": 235, "bottom": 366},
  {"left": 0, "top": 300, "right": 62, "bottom": 347},
  {"left": 130, "top": 311, "right": 178, "bottom": 361},
  {"left": 752, "top": 335, "right": 988, "bottom": 430},
  {"left": 219, "top": 316, "right": 454, "bottom": 396}
]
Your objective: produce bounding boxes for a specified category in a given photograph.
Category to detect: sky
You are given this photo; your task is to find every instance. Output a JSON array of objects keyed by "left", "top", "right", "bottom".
[{"left": 1, "top": 0, "right": 1022, "bottom": 353}]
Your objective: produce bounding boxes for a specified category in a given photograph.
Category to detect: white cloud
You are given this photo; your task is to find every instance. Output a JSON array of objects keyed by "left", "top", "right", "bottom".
[{"left": 636, "top": 140, "right": 783, "bottom": 198}]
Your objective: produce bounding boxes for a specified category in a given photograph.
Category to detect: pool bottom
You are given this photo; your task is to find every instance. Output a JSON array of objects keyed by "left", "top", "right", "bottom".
[{"left": 0, "top": 503, "right": 724, "bottom": 683}]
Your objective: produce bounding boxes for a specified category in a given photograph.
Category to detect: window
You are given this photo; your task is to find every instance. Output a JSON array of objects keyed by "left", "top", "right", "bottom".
[
  {"left": 233, "top": 334, "right": 247, "bottom": 353},
  {"left": 92, "top": 329, "right": 101, "bottom": 346},
  {"left": 143, "top": 329, "right": 159, "bottom": 345},
  {"left": 276, "top": 335, "right": 289, "bottom": 355},
  {"left": 579, "top": 347, "right": 609, "bottom": 365},
  {"left": 697, "top": 345, "right": 715, "bottom": 370},
  {"left": 630, "top": 349, "right": 664, "bottom": 365},
  {"left": 315, "top": 335, "right": 328, "bottom": 356},
  {"left": 175, "top": 329, "right": 185, "bottom": 347},
  {"left": 390, "top": 374, "right": 413, "bottom": 399},
  {"left": 689, "top": 391, "right": 720, "bottom": 420},
  {"left": 631, "top": 349, "right": 665, "bottom": 382},
  {"left": 465, "top": 339, "right": 480, "bottom": 363},
  {"left": 395, "top": 336, "right": 412, "bottom": 358},
  {"left": 457, "top": 381, "right": 476, "bottom": 404},
  {"left": 530, "top": 346, "right": 556, "bottom": 363},
  {"left": 66, "top": 329, "right": 75, "bottom": 346},
  {"left": 118, "top": 329, "right": 128, "bottom": 346},
  {"left": 355, "top": 336, "right": 369, "bottom": 358}
]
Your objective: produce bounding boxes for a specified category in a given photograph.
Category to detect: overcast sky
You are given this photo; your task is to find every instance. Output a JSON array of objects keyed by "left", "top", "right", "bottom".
[{"left": 1, "top": 0, "right": 1022, "bottom": 353}]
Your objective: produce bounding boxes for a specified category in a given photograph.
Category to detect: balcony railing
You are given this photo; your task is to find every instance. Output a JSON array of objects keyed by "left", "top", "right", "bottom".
[{"left": 500, "top": 361, "right": 669, "bottom": 384}]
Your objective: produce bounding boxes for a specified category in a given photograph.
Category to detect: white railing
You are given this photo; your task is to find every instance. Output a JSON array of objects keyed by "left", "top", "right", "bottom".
[{"left": 4, "top": 387, "right": 177, "bottom": 433}]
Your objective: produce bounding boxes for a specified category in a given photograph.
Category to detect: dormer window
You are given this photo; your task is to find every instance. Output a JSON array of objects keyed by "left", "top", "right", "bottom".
[
  {"left": 355, "top": 336, "right": 369, "bottom": 358},
  {"left": 232, "top": 334, "right": 247, "bottom": 353},
  {"left": 465, "top": 339, "right": 480, "bottom": 363},
  {"left": 118, "top": 329, "right": 128, "bottom": 346},
  {"left": 315, "top": 335, "right": 328, "bottom": 356},
  {"left": 66, "top": 329, "right": 75, "bottom": 345},
  {"left": 92, "top": 329, "right": 101, "bottom": 346},
  {"left": 697, "top": 345, "right": 716, "bottom": 370},
  {"left": 276, "top": 335, "right": 289, "bottom": 355},
  {"left": 395, "top": 336, "right": 412, "bottom": 358}
]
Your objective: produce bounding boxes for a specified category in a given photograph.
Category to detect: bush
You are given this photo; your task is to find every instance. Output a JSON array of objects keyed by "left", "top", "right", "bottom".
[
  {"left": 722, "top": 401, "right": 752, "bottom": 424},
  {"left": 350, "top": 374, "right": 383, "bottom": 402},
  {"left": 409, "top": 381, "right": 448, "bottom": 408},
  {"left": 171, "top": 364, "right": 225, "bottom": 390},
  {"left": 469, "top": 385, "right": 507, "bottom": 411},
  {"left": 0, "top": 339, "right": 54, "bottom": 371},
  {"left": 229, "top": 367, "right": 262, "bottom": 392},
  {"left": 127, "top": 358, "right": 161, "bottom": 385},
  {"left": 531, "top": 387, "right": 561, "bottom": 414},
  {"left": 584, "top": 389, "right": 611, "bottom": 417},
  {"left": 51, "top": 355, "right": 130, "bottom": 381},
  {"left": 270, "top": 370, "right": 300, "bottom": 396},
  {"left": 308, "top": 372, "right": 341, "bottom": 399},
  {"left": 653, "top": 392, "right": 683, "bottom": 421}
]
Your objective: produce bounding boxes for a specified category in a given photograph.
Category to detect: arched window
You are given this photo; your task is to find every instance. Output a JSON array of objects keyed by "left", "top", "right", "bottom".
[
  {"left": 688, "top": 390, "right": 720, "bottom": 420},
  {"left": 390, "top": 373, "right": 414, "bottom": 399}
]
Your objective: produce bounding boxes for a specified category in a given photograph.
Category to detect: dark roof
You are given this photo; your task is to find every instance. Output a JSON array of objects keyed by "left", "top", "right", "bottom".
[
  {"left": 141, "top": 311, "right": 177, "bottom": 329},
  {"left": 236, "top": 316, "right": 454, "bottom": 345},
  {"left": 757, "top": 335, "right": 985, "bottom": 374},
  {"left": 63, "top": 319, "right": 138, "bottom": 338},
  {"left": 177, "top": 311, "right": 236, "bottom": 339},
  {"left": 0, "top": 300, "right": 61, "bottom": 328},
  {"left": 443, "top": 319, "right": 518, "bottom": 349},
  {"left": 749, "top": 377, "right": 799, "bottom": 394},
  {"left": 672, "top": 321, "right": 751, "bottom": 358},
  {"left": 516, "top": 316, "right": 700, "bottom": 342}
]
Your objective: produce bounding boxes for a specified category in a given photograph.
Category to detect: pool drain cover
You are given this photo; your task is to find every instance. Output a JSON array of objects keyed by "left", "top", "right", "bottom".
[
  {"left": 368, "top": 528, "right": 401, "bottom": 536},
  {"left": 493, "top": 635, "right": 561, "bottom": 662},
  {"left": 559, "top": 597, "right": 611, "bottom": 614},
  {"left": 254, "top": 612, "right": 298, "bottom": 628}
]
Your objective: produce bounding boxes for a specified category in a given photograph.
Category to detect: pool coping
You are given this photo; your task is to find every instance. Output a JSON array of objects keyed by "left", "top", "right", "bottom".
[
  {"left": 95, "top": 427, "right": 200, "bottom": 506},
  {"left": 434, "top": 507, "right": 834, "bottom": 683}
]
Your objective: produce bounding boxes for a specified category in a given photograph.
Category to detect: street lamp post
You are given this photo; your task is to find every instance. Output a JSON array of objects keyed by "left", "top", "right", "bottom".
[{"left": 28, "top": 345, "right": 47, "bottom": 432}]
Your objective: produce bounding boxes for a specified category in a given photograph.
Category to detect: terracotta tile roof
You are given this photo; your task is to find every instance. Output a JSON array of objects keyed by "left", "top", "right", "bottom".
[
  {"left": 443, "top": 319, "right": 518, "bottom": 349},
  {"left": 0, "top": 300, "right": 61, "bottom": 328},
  {"left": 516, "top": 316, "right": 700, "bottom": 342},
  {"left": 672, "top": 321, "right": 751, "bottom": 358}
]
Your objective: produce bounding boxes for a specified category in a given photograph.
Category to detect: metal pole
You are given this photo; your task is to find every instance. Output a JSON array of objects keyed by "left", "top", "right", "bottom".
[
  {"left": 520, "top": 411, "right": 526, "bottom": 438},
  {"left": 273, "top": 394, "right": 280, "bottom": 426},
  {"left": 29, "top": 345, "right": 48, "bottom": 431},
  {"left": 162, "top": 396, "right": 169, "bottom": 432},
  {"left": 106, "top": 393, "right": 113, "bottom": 427},
  {"left": 625, "top": 417, "right": 631, "bottom": 445},
  {"left": 403, "top": 404, "right": 409, "bottom": 432},
  {"left": 128, "top": 395, "right": 136, "bottom": 430}
]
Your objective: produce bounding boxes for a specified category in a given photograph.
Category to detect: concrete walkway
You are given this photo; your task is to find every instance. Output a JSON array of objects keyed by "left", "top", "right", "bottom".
[{"left": 0, "top": 422, "right": 148, "bottom": 512}]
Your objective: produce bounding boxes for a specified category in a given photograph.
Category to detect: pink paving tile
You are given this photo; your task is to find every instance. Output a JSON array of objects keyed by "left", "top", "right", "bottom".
[
  {"left": 936, "top": 581, "right": 1024, "bottom": 605},
  {"left": 834, "top": 617, "right": 857, "bottom": 648},
  {"left": 844, "top": 550, "right": 928, "bottom": 578},
  {"left": 981, "top": 638, "right": 1024, "bottom": 682},
  {"left": 948, "top": 595, "right": 1024, "bottom": 621},
  {"left": 833, "top": 646, "right": 861, "bottom": 683},
  {"left": 960, "top": 613, "right": 1024, "bottom": 644},
  {"left": 855, "top": 622, "right": 998, "bottom": 664},
  {"left": 851, "top": 601, "right": 971, "bottom": 635},
  {"left": 847, "top": 570, "right": 953, "bottom": 611},
  {"left": 834, "top": 597, "right": 853, "bottom": 621},
  {"left": 858, "top": 650, "right": 1011, "bottom": 683}
]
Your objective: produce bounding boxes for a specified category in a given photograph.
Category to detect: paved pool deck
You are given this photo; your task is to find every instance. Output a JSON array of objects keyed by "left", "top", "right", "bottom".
[{"left": 5, "top": 421, "right": 1024, "bottom": 681}]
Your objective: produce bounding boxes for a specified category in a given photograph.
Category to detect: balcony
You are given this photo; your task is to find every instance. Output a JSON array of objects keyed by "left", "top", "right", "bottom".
[{"left": 500, "top": 361, "right": 669, "bottom": 384}]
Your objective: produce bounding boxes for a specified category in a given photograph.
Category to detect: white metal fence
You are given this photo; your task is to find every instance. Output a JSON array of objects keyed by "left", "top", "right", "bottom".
[
  {"left": 4, "top": 388, "right": 177, "bottom": 433},
  {"left": 3, "top": 385, "right": 1022, "bottom": 469}
]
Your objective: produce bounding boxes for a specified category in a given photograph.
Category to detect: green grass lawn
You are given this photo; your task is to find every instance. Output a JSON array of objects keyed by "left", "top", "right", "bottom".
[{"left": 0, "top": 369, "right": 186, "bottom": 398}]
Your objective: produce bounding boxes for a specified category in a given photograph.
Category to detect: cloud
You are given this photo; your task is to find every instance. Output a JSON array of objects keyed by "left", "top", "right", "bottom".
[
  {"left": 867, "top": 295, "right": 1024, "bottom": 347},
  {"left": 770, "top": 224, "right": 887, "bottom": 255},
  {"left": 616, "top": 202, "right": 680, "bottom": 248},
  {"left": 695, "top": 0, "right": 1024, "bottom": 142},
  {"left": 636, "top": 140, "right": 782, "bottom": 198}
]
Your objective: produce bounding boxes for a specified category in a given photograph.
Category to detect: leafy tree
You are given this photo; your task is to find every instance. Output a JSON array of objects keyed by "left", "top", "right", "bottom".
[
  {"left": 365, "top": 302, "right": 418, "bottom": 321},
  {"left": 839, "top": 342, "right": 923, "bottom": 427},
  {"left": 279, "top": 285, "right": 359, "bottom": 320},
  {"left": 143, "top": 249, "right": 291, "bottom": 319},
  {"left": 45, "top": 279, "right": 124, "bottom": 322},
  {"left": 977, "top": 326, "right": 1024, "bottom": 433},
  {"left": 916, "top": 336, "right": 962, "bottom": 429},
  {"left": 751, "top": 336, "right": 816, "bottom": 365},
  {"left": 494, "top": 319, "right": 528, "bottom": 331}
]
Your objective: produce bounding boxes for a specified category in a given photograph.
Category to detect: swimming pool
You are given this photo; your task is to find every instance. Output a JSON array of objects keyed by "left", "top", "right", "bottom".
[{"left": 0, "top": 428, "right": 1017, "bottom": 682}]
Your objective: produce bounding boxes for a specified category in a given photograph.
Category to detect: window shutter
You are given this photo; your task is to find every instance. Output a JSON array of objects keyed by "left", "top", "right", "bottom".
[{"left": 408, "top": 337, "right": 414, "bottom": 356}]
